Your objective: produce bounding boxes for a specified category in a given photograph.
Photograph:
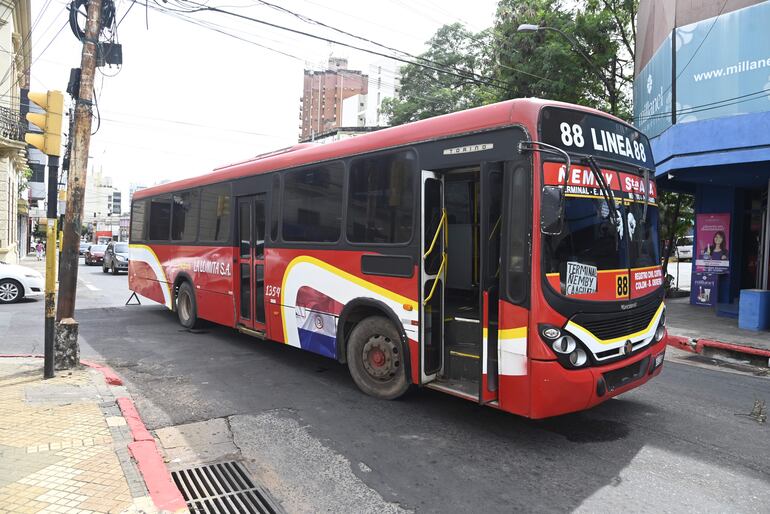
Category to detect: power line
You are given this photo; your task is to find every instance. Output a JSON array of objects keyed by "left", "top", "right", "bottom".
[
  {"left": 150, "top": 0, "right": 510, "bottom": 91},
  {"left": 635, "top": 87, "right": 770, "bottom": 122}
]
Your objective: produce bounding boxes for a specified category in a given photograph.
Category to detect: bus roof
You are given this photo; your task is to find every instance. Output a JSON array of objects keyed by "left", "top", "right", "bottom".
[{"left": 133, "top": 98, "right": 625, "bottom": 200}]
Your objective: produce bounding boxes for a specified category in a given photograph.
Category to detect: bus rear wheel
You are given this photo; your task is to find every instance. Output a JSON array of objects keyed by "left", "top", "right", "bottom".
[
  {"left": 176, "top": 281, "right": 201, "bottom": 329},
  {"left": 346, "top": 316, "right": 409, "bottom": 400}
]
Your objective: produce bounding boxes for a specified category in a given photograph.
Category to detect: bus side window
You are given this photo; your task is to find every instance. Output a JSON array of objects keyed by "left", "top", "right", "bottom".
[
  {"left": 199, "top": 184, "right": 231, "bottom": 242},
  {"left": 149, "top": 195, "right": 172, "bottom": 241},
  {"left": 130, "top": 200, "right": 147, "bottom": 241},
  {"left": 171, "top": 190, "right": 200, "bottom": 242},
  {"left": 282, "top": 162, "right": 344, "bottom": 243},
  {"left": 347, "top": 150, "right": 415, "bottom": 244},
  {"left": 270, "top": 175, "right": 280, "bottom": 241}
]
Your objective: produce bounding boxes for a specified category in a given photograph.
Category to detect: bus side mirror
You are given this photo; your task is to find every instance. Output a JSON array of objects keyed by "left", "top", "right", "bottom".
[{"left": 541, "top": 186, "right": 564, "bottom": 235}]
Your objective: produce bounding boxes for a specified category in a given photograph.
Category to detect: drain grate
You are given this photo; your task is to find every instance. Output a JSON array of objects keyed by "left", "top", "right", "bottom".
[{"left": 171, "top": 461, "right": 281, "bottom": 514}]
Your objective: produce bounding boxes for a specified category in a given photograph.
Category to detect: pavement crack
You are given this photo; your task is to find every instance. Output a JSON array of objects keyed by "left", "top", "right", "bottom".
[{"left": 224, "top": 415, "right": 245, "bottom": 459}]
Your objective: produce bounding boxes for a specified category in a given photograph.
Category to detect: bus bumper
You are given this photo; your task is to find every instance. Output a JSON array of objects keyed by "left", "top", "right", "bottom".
[{"left": 528, "top": 338, "right": 668, "bottom": 419}]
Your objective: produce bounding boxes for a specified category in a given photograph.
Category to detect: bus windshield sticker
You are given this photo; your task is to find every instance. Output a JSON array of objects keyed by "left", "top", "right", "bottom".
[
  {"left": 566, "top": 261, "right": 598, "bottom": 296},
  {"left": 442, "top": 143, "right": 494, "bottom": 156}
]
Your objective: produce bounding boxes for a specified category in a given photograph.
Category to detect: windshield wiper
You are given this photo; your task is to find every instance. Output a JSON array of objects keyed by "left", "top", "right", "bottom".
[
  {"left": 585, "top": 157, "right": 622, "bottom": 249},
  {"left": 641, "top": 167, "right": 650, "bottom": 224}
]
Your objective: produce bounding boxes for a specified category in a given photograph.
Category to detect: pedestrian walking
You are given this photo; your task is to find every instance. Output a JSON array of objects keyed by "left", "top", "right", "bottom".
[{"left": 35, "top": 241, "right": 43, "bottom": 261}]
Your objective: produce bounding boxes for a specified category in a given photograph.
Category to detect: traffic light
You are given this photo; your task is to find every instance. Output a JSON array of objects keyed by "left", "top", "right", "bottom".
[{"left": 25, "top": 90, "right": 64, "bottom": 157}]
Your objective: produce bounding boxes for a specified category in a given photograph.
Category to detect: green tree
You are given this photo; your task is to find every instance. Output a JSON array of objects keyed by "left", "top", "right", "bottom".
[
  {"left": 381, "top": 23, "right": 497, "bottom": 126},
  {"left": 494, "top": 0, "right": 637, "bottom": 118}
]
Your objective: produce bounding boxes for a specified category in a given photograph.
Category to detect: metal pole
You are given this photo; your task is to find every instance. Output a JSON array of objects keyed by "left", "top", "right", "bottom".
[
  {"left": 56, "top": 0, "right": 102, "bottom": 321},
  {"left": 44, "top": 155, "right": 59, "bottom": 379}
]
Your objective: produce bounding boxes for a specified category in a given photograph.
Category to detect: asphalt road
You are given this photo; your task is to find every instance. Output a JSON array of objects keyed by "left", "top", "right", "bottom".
[{"left": 2, "top": 258, "right": 769, "bottom": 512}]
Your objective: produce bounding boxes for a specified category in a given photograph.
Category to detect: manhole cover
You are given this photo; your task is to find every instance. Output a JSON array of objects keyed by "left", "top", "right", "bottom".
[{"left": 171, "top": 461, "right": 281, "bottom": 513}]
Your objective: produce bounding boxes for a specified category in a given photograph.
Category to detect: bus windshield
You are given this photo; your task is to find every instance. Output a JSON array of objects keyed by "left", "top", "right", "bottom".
[{"left": 542, "top": 162, "right": 661, "bottom": 301}]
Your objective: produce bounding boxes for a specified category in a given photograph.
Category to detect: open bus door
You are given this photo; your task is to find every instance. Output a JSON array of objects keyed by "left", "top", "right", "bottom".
[
  {"left": 420, "top": 170, "right": 445, "bottom": 383},
  {"left": 236, "top": 193, "right": 267, "bottom": 336},
  {"left": 479, "top": 162, "right": 503, "bottom": 403}
]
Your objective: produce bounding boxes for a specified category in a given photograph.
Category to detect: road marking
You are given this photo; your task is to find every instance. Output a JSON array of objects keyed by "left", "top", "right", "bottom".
[{"left": 79, "top": 281, "right": 100, "bottom": 291}]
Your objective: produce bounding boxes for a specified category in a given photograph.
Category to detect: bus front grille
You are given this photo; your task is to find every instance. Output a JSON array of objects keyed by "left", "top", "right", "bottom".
[{"left": 571, "top": 301, "right": 660, "bottom": 341}]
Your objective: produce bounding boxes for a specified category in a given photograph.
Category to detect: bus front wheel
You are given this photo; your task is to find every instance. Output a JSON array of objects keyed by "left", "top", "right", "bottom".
[
  {"left": 346, "top": 316, "right": 409, "bottom": 400},
  {"left": 176, "top": 282, "right": 201, "bottom": 329}
]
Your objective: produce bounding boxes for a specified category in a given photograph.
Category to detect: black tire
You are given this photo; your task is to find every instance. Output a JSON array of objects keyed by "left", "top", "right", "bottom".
[
  {"left": 111, "top": 262, "right": 119, "bottom": 275},
  {"left": 102, "top": 262, "right": 108, "bottom": 273},
  {"left": 176, "top": 281, "right": 200, "bottom": 329},
  {"left": 346, "top": 316, "right": 409, "bottom": 400},
  {"left": 0, "top": 278, "right": 23, "bottom": 304}
]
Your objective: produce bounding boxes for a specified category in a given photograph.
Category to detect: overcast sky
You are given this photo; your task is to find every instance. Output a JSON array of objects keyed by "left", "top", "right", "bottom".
[{"left": 29, "top": 0, "right": 499, "bottom": 207}]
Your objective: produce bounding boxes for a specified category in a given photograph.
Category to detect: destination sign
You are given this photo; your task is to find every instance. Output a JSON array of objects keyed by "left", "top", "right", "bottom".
[{"left": 539, "top": 107, "right": 653, "bottom": 168}]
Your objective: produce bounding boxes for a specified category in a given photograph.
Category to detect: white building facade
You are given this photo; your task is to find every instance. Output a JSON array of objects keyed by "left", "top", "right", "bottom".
[{"left": 0, "top": 0, "right": 31, "bottom": 263}]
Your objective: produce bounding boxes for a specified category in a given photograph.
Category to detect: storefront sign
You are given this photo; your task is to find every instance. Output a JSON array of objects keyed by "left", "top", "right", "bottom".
[
  {"left": 634, "top": 34, "right": 673, "bottom": 138},
  {"left": 691, "top": 272, "right": 718, "bottom": 307},
  {"left": 675, "top": 2, "right": 770, "bottom": 124},
  {"left": 695, "top": 213, "right": 731, "bottom": 273}
]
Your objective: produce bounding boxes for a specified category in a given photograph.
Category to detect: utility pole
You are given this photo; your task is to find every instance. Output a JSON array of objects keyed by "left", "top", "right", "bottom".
[{"left": 55, "top": 0, "right": 102, "bottom": 361}]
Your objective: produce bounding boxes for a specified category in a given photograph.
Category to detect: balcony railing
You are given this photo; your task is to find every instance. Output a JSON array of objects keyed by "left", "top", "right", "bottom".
[{"left": 0, "top": 105, "right": 24, "bottom": 142}]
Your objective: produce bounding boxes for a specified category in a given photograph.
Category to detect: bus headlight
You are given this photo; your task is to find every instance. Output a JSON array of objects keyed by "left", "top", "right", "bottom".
[
  {"left": 552, "top": 335, "right": 576, "bottom": 354},
  {"left": 654, "top": 322, "right": 666, "bottom": 342},
  {"left": 569, "top": 348, "right": 588, "bottom": 367}
]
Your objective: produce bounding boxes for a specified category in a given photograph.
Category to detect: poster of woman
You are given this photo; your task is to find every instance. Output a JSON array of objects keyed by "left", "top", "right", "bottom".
[{"left": 695, "top": 213, "right": 731, "bottom": 273}]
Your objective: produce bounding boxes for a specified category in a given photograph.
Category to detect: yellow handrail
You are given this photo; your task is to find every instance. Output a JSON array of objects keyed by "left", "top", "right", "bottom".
[
  {"left": 423, "top": 252, "right": 447, "bottom": 306},
  {"left": 423, "top": 208, "right": 447, "bottom": 259}
]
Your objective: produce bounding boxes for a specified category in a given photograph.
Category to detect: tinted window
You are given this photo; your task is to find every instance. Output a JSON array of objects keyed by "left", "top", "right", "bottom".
[
  {"left": 270, "top": 175, "right": 280, "bottom": 241},
  {"left": 149, "top": 196, "right": 172, "bottom": 240},
  {"left": 507, "top": 166, "right": 530, "bottom": 303},
  {"left": 347, "top": 151, "right": 415, "bottom": 244},
  {"left": 282, "top": 163, "right": 344, "bottom": 242},
  {"left": 199, "top": 184, "right": 231, "bottom": 242},
  {"left": 130, "top": 200, "right": 146, "bottom": 241},
  {"left": 171, "top": 190, "right": 200, "bottom": 241},
  {"left": 115, "top": 243, "right": 128, "bottom": 253}
]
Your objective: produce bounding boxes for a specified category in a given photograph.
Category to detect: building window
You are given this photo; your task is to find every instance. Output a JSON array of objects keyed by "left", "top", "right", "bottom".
[
  {"left": 171, "top": 190, "right": 200, "bottom": 241},
  {"left": 148, "top": 195, "right": 172, "bottom": 241},
  {"left": 130, "top": 200, "right": 147, "bottom": 241},
  {"left": 347, "top": 150, "right": 415, "bottom": 244},
  {"left": 199, "top": 184, "right": 231, "bottom": 242},
  {"left": 282, "top": 162, "right": 344, "bottom": 242}
]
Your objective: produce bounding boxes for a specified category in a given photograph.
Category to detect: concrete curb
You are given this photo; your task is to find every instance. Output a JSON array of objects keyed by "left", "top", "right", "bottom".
[{"left": 117, "top": 397, "right": 188, "bottom": 513}]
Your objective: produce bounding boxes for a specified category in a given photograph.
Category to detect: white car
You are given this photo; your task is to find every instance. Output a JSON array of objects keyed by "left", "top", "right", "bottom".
[
  {"left": 676, "top": 236, "right": 694, "bottom": 260},
  {"left": 0, "top": 262, "right": 44, "bottom": 304}
]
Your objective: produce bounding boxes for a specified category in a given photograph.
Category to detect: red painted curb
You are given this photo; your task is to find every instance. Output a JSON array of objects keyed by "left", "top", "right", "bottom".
[
  {"left": 116, "top": 397, "right": 154, "bottom": 442},
  {"left": 666, "top": 335, "right": 696, "bottom": 353},
  {"left": 128, "top": 441, "right": 188, "bottom": 513},
  {"left": 80, "top": 359, "right": 124, "bottom": 386},
  {"left": 117, "top": 397, "right": 187, "bottom": 513},
  {"left": 696, "top": 339, "right": 770, "bottom": 359}
]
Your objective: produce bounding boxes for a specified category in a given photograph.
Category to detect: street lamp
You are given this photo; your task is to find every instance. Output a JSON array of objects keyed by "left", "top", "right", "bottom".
[{"left": 517, "top": 23, "right": 615, "bottom": 110}]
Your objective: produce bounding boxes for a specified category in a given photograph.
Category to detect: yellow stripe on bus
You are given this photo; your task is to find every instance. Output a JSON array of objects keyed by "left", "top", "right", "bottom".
[{"left": 279, "top": 255, "right": 419, "bottom": 342}]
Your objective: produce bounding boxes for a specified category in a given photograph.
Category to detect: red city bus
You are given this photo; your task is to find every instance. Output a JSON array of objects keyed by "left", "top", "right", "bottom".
[{"left": 129, "top": 99, "right": 667, "bottom": 419}]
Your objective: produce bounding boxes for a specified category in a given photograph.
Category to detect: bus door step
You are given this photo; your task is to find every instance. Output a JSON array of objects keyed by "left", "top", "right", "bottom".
[{"left": 238, "top": 325, "right": 267, "bottom": 340}]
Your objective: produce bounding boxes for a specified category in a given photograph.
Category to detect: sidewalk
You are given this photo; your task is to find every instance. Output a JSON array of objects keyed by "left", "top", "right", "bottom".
[
  {"left": 0, "top": 358, "right": 186, "bottom": 513},
  {"left": 666, "top": 296, "right": 770, "bottom": 365}
]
